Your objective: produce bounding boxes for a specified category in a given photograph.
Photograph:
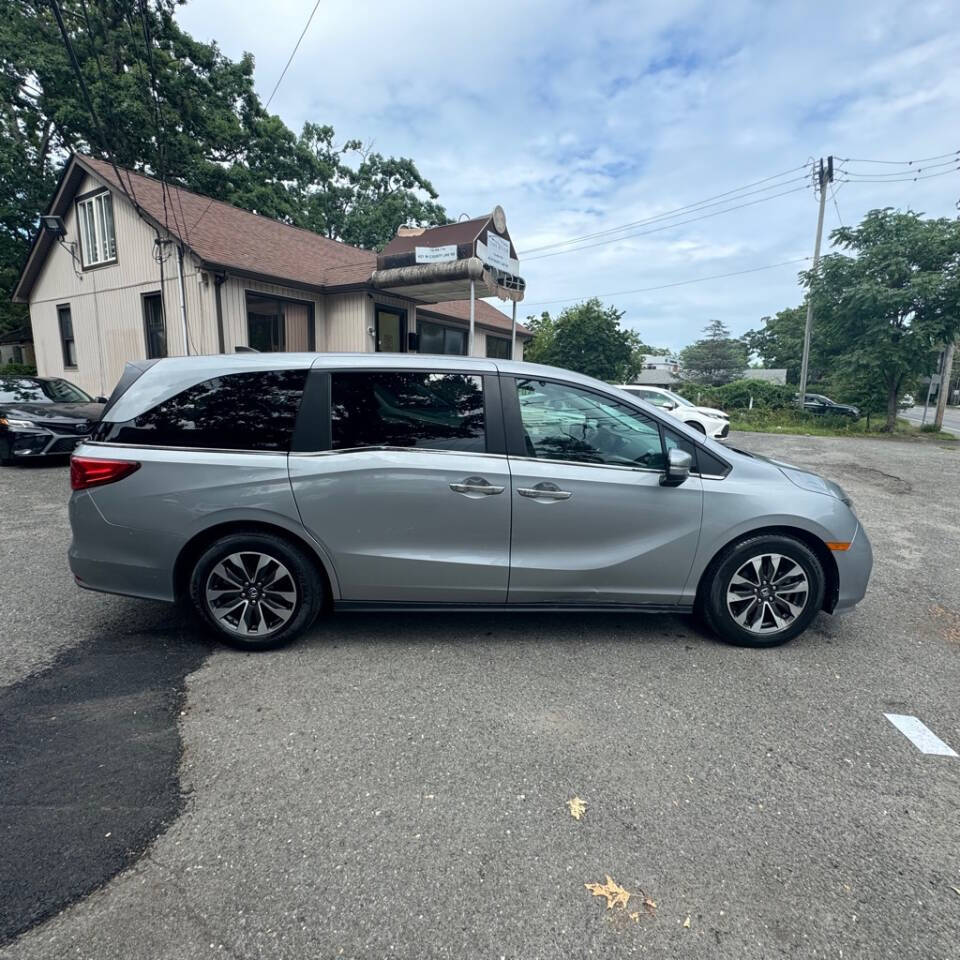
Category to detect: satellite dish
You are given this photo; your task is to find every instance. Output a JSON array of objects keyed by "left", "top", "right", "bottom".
[{"left": 492, "top": 205, "right": 507, "bottom": 234}]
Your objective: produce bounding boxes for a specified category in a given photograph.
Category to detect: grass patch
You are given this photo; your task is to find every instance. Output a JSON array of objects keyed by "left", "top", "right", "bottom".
[{"left": 729, "top": 408, "right": 956, "bottom": 440}]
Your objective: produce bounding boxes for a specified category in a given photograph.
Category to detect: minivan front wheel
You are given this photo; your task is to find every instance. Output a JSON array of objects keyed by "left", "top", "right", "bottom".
[
  {"left": 189, "top": 533, "right": 323, "bottom": 650},
  {"left": 702, "top": 534, "right": 825, "bottom": 647}
]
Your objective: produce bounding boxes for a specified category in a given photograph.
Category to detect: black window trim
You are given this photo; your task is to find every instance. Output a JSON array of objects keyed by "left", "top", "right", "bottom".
[
  {"left": 57, "top": 303, "right": 77, "bottom": 369},
  {"left": 499, "top": 373, "right": 731, "bottom": 478}
]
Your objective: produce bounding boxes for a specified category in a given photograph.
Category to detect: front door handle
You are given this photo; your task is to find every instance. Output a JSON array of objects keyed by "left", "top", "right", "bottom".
[
  {"left": 449, "top": 476, "right": 505, "bottom": 496},
  {"left": 517, "top": 481, "right": 573, "bottom": 501}
]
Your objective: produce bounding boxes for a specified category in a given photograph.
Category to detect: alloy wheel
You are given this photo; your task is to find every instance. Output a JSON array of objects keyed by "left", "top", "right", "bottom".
[
  {"left": 725, "top": 553, "right": 809, "bottom": 635},
  {"left": 204, "top": 551, "right": 298, "bottom": 636}
]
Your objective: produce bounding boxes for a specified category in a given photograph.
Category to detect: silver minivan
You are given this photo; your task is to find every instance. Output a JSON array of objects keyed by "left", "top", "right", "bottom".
[{"left": 68, "top": 354, "right": 872, "bottom": 651}]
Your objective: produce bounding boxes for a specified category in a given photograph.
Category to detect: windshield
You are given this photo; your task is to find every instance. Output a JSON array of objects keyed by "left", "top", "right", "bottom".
[
  {"left": 662, "top": 389, "right": 696, "bottom": 408},
  {"left": 0, "top": 378, "right": 93, "bottom": 405}
]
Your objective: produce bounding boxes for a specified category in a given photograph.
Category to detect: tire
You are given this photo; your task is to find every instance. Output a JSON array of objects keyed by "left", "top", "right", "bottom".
[
  {"left": 189, "top": 532, "right": 325, "bottom": 651},
  {"left": 685, "top": 420, "right": 707, "bottom": 434},
  {"left": 0, "top": 438, "right": 14, "bottom": 466},
  {"left": 701, "top": 534, "right": 825, "bottom": 648}
]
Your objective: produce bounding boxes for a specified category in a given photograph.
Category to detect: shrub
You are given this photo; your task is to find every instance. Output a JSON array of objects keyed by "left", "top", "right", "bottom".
[
  {"left": 1, "top": 362, "right": 37, "bottom": 376},
  {"left": 691, "top": 378, "right": 795, "bottom": 411}
]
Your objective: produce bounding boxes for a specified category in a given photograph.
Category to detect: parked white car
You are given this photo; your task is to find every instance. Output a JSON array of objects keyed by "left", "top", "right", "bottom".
[{"left": 615, "top": 384, "right": 730, "bottom": 439}]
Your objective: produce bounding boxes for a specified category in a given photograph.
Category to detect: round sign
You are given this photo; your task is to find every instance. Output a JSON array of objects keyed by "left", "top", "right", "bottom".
[{"left": 492, "top": 205, "right": 507, "bottom": 234}]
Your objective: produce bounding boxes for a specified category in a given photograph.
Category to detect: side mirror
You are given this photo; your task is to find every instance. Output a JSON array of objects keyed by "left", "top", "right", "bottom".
[
  {"left": 96, "top": 396, "right": 108, "bottom": 404},
  {"left": 663, "top": 400, "right": 677, "bottom": 410},
  {"left": 660, "top": 448, "right": 693, "bottom": 487}
]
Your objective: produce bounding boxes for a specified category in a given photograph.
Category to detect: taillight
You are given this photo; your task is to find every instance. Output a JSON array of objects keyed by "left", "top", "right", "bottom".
[{"left": 70, "top": 455, "right": 140, "bottom": 490}]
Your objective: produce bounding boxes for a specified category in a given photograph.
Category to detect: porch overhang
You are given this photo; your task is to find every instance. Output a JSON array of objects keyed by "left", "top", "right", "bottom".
[{"left": 369, "top": 256, "right": 525, "bottom": 303}]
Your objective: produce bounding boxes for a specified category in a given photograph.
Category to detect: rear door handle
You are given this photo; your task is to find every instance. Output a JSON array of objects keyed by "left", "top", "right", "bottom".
[
  {"left": 517, "top": 482, "right": 573, "bottom": 501},
  {"left": 450, "top": 476, "right": 505, "bottom": 496}
]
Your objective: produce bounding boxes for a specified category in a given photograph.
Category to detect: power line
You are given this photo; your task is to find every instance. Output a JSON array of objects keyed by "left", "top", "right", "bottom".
[
  {"left": 265, "top": 0, "right": 322, "bottom": 108},
  {"left": 519, "top": 163, "right": 811, "bottom": 255},
  {"left": 521, "top": 257, "right": 811, "bottom": 309},
  {"left": 523, "top": 184, "right": 811, "bottom": 262},
  {"left": 837, "top": 157, "right": 959, "bottom": 178},
  {"left": 836, "top": 149, "right": 959, "bottom": 166},
  {"left": 839, "top": 168, "right": 960, "bottom": 185}
]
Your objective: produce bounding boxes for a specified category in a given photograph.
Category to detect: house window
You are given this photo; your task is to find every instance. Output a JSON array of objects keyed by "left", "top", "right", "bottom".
[
  {"left": 142, "top": 293, "right": 166, "bottom": 359},
  {"left": 76, "top": 192, "right": 117, "bottom": 267},
  {"left": 58, "top": 305, "right": 77, "bottom": 368},
  {"left": 245, "top": 293, "right": 313, "bottom": 352},
  {"left": 375, "top": 306, "right": 407, "bottom": 352},
  {"left": 418, "top": 319, "right": 466, "bottom": 356},
  {"left": 485, "top": 336, "right": 511, "bottom": 360},
  {"left": 12, "top": 346, "right": 23, "bottom": 365}
]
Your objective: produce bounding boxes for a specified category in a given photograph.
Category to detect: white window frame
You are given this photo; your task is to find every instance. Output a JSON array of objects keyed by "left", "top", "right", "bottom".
[{"left": 76, "top": 191, "right": 117, "bottom": 267}]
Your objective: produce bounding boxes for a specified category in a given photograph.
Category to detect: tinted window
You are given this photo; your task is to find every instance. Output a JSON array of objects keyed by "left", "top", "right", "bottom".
[
  {"left": 516, "top": 379, "right": 664, "bottom": 469},
  {"left": 331, "top": 372, "right": 485, "bottom": 453},
  {"left": 485, "top": 336, "right": 511, "bottom": 359},
  {"left": 0, "top": 378, "right": 91, "bottom": 404},
  {"left": 95, "top": 369, "right": 307, "bottom": 451},
  {"left": 419, "top": 320, "right": 467, "bottom": 356}
]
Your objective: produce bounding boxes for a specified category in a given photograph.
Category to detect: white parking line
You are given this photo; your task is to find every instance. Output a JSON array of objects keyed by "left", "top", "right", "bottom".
[{"left": 884, "top": 714, "right": 958, "bottom": 757}]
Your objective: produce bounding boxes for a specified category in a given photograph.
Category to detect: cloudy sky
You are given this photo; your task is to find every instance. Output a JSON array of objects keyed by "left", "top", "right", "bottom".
[{"left": 177, "top": 0, "right": 960, "bottom": 352}]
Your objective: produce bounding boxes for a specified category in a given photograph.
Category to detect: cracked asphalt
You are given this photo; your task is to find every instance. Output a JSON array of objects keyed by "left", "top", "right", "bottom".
[{"left": 1, "top": 433, "right": 959, "bottom": 959}]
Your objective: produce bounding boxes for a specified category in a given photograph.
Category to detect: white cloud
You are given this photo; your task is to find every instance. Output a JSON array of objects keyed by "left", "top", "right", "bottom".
[{"left": 177, "top": 0, "right": 960, "bottom": 351}]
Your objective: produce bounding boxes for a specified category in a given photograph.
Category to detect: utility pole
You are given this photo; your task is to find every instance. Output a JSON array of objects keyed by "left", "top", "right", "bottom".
[
  {"left": 798, "top": 156, "right": 833, "bottom": 404},
  {"left": 933, "top": 338, "right": 956, "bottom": 429}
]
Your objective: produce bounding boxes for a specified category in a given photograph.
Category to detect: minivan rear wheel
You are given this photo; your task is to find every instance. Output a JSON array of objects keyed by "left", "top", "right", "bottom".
[
  {"left": 189, "top": 533, "right": 324, "bottom": 650},
  {"left": 702, "top": 534, "right": 825, "bottom": 647}
]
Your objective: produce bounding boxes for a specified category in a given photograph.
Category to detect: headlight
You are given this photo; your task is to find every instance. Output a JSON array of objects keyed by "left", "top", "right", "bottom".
[
  {"left": 780, "top": 466, "right": 838, "bottom": 498},
  {"left": 0, "top": 417, "right": 37, "bottom": 429}
]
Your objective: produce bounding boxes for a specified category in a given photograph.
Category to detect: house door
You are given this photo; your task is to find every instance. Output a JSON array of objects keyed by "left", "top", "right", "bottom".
[{"left": 375, "top": 306, "right": 407, "bottom": 352}]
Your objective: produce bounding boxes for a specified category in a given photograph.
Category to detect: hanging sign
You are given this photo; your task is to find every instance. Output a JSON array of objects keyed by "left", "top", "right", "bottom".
[
  {"left": 415, "top": 245, "right": 458, "bottom": 264},
  {"left": 484, "top": 233, "right": 511, "bottom": 272}
]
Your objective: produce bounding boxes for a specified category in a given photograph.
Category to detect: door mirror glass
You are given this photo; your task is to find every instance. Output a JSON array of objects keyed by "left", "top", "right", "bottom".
[{"left": 660, "top": 448, "right": 692, "bottom": 487}]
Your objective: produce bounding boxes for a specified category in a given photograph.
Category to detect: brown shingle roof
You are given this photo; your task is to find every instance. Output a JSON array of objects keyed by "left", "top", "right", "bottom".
[
  {"left": 381, "top": 217, "right": 490, "bottom": 257},
  {"left": 78, "top": 156, "right": 375, "bottom": 289}
]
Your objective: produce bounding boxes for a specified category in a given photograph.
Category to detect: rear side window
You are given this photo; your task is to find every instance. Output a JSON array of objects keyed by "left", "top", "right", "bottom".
[
  {"left": 331, "top": 372, "right": 485, "bottom": 453},
  {"left": 94, "top": 369, "right": 307, "bottom": 451}
]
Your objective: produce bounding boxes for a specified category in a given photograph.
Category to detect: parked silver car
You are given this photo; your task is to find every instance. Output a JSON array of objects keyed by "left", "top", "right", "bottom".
[{"left": 68, "top": 354, "right": 872, "bottom": 651}]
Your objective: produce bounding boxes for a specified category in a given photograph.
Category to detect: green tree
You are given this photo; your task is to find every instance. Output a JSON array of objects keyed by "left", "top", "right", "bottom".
[
  {"left": 523, "top": 299, "right": 645, "bottom": 382},
  {"left": 808, "top": 208, "right": 960, "bottom": 430},
  {"left": 742, "top": 305, "right": 830, "bottom": 385},
  {"left": 0, "top": 1, "right": 445, "bottom": 331},
  {"left": 678, "top": 319, "right": 749, "bottom": 385}
]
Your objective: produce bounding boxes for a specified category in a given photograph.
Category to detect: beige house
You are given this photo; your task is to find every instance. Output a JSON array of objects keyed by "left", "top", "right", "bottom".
[
  {"left": 13, "top": 155, "right": 529, "bottom": 398},
  {"left": 0, "top": 324, "right": 35, "bottom": 368}
]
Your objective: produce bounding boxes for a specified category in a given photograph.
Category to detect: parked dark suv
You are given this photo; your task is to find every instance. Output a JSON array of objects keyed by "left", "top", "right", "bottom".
[
  {"left": 0, "top": 376, "right": 105, "bottom": 464},
  {"left": 68, "top": 354, "right": 872, "bottom": 651}
]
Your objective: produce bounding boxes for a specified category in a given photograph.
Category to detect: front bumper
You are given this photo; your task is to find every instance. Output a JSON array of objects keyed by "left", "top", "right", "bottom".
[
  {"left": 2, "top": 425, "right": 90, "bottom": 458},
  {"left": 704, "top": 418, "right": 730, "bottom": 441},
  {"left": 831, "top": 522, "right": 873, "bottom": 612}
]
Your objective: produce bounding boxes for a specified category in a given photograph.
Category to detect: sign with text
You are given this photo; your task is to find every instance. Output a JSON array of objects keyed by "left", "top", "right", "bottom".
[
  {"left": 415, "top": 245, "right": 458, "bottom": 264},
  {"left": 484, "top": 233, "right": 511, "bottom": 272}
]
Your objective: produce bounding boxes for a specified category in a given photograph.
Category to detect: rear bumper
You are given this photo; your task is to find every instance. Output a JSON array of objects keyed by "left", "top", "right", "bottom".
[
  {"left": 68, "top": 490, "right": 179, "bottom": 601},
  {"left": 831, "top": 522, "right": 873, "bottom": 613}
]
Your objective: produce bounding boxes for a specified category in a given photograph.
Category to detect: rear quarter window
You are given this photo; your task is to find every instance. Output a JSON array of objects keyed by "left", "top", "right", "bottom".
[{"left": 93, "top": 369, "right": 307, "bottom": 451}]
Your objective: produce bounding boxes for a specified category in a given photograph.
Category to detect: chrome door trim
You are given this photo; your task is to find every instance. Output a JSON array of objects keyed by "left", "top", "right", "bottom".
[
  {"left": 289, "top": 446, "right": 509, "bottom": 461},
  {"left": 82, "top": 440, "right": 284, "bottom": 457}
]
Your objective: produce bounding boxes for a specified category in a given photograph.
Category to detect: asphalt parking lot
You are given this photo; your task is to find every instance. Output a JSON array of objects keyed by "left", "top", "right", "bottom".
[{"left": 2, "top": 433, "right": 959, "bottom": 960}]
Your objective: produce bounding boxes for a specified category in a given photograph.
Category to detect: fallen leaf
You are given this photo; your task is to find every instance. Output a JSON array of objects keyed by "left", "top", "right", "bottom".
[
  {"left": 683, "top": 915, "right": 691, "bottom": 928},
  {"left": 567, "top": 796, "right": 587, "bottom": 820},
  {"left": 642, "top": 896, "right": 657, "bottom": 915},
  {"left": 629, "top": 911, "right": 640, "bottom": 923},
  {"left": 585, "top": 875, "right": 631, "bottom": 910},
  {"left": 951, "top": 886, "right": 960, "bottom": 898}
]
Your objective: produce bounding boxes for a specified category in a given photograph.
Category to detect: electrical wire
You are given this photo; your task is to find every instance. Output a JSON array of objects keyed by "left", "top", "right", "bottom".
[
  {"left": 522, "top": 184, "right": 811, "bottom": 262},
  {"left": 519, "top": 163, "right": 811, "bottom": 255},
  {"left": 265, "top": 0, "right": 322, "bottom": 108},
  {"left": 837, "top": 157, "right": 959, "bottom": 178},
  {"left": 520, "top": 257, "right": 812, "bottom": 309},
  {"left": 839, "top": 168, "right": 960, "bottom": 185},
  {"left": 836, "top": 149, "right": 959, "bottom": 166}
]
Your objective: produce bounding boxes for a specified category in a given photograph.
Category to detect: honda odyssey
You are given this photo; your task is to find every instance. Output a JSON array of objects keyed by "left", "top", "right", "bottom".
[{"left": 68, "top": 354, "right": 872, "bottom": 651}]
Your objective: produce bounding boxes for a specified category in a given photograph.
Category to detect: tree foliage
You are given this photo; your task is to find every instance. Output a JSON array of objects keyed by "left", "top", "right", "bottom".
[
  {"left": 0, "top": 0, "right": 446, "bottom": 332},
  {"left": 523, "top": 299, "right": 646, "bottom": 382},
  {"left": 742, "top": 305, "right": 832, "bottom": 385},
  {"left": 677, "top": 319, "right": 748, "bottom": 385},
  {"left": 807, "top": 208, "right": 960, "bottom": 430}
]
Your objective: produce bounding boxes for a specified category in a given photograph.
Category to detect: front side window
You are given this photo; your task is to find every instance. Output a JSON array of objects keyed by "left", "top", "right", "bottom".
[
  {"left": 331, "top": 372, "right": 485, "bottom": 453},
  {"left": 418, "top": 320, "right": 466, "bottom": 356},
  {"left": 76, "top": 192, "right": 117, "bottom": 267},
  {"left": 58, "top": 305, "right": 77, "bottom": 367},
  {"left": 94, "top": 369, "right": 307, "bottom": 451},
  {"left": 0, "top": 377, "right": 91, "bottom": 404},
  {"left": 485, "top": 336, "right": 511, "bottom": 360},
  {"left": 516, "top": 378, "right": 664, "bottom": 469}
]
